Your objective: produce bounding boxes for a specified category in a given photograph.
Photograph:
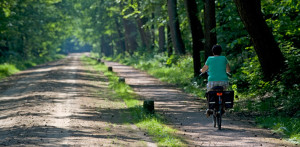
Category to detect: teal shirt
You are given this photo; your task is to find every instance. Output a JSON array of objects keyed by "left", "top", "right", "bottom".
[{"left": 205, "top": 56, "right": 228, "bottom": 82}]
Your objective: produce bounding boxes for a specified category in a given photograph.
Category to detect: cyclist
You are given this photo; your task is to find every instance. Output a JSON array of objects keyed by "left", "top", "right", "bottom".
[{"left": 200, "top": 45, "right": 231, "bottom": 117}]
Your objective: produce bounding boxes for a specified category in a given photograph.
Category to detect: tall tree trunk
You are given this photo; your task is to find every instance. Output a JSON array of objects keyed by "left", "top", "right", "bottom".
[
  {"left": 123, "top": 17, "right": 138, "bottom": 55},
  {"left": 234, "top": 0, "right": 286, "bottom": 80},
  {"left": 101, "top": 36, "right": 112, "bottom": 56},
  {"left": 158, "top": 25, "right": 166, "bottom": 53},
  {"left": 184, "top": 0, "right": 204, "bottom": 77},
  {"left": 151, "top": 13, "right": 155, "bottom": 48},
  {"left": 167, "top": 24, "right": 173, "bottom": 56},
  {"left": 136, "top": 17, "right": 152, "bottom": 50},
  {"left": 204, "top": 0, "right": 217, "bottom": 60},
  {"left": 167, "top": 0, "right": 186, "bottom": 55},
  {"left": 115, "top": 18, "right": 126, "bottom": 54},
  {"left": 120, "top": 1, "right": 138, "bottom": 55}
]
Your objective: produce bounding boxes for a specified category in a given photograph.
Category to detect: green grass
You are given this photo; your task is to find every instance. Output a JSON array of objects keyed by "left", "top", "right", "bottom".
[
  {"left": 0, "top": 54, "right": 65, "bottom": 80},
  {"left": 0, "top": 63, "right": 20, "bottom": 79},
  {"left": 81, "top": 56, "right": 186, "bottom": 147},
  {"left": 256, "top": 116, "right": 300, "bottom": 144}
]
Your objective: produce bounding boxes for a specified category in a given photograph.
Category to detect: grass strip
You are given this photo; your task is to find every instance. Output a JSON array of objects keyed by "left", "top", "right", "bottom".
[
  {"left": 0, "top": 54, "right": 65, "bottom": 80},
  {"left": 256, "top": 116, "right": 300, "bottom": 144},
  {"left": 81, "top": 56, "right": 186, "bottom": 147}
]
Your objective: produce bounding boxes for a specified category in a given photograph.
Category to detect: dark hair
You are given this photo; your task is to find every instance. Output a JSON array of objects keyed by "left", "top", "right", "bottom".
[{"left": 212, "top": 45, "right": 222, "bottom": 55}]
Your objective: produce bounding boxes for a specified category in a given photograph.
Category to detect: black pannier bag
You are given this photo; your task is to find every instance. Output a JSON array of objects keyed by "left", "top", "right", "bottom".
[
  {"left": 223, "top": 91, "right": 234, "bottom": 108},
  {"left": 207, "top": 91, "right": 218, "bottom": 109},
  {"left": 207, "top": 91, "right": 234, "bottom": 109}
]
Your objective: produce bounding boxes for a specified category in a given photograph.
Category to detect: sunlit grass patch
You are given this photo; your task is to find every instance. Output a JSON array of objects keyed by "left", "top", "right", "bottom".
[
  {"left": 256, "top": 116, "right": 300, "bottom": 144},
  {"left": 0, "top": 63, "right": 19, "bottom": 79},
  {"left": 81, "top": 55, "right": 186, "bottom": 146},
  {"left": 137, "top": 118, "right": 185, "bottom": 146},
  {"left": 0, "top": 54, "right": 65, "bottom": 79}
]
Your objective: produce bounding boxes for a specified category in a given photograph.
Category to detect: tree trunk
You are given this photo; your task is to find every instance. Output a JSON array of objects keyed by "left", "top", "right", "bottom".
[
  {"left": 167, "top": 24, "right": 173, "bottom": 56},
  {"left": 234, "top": 0, "right": 286, "bottom": 80},
  {"left": 120, "top": 1, "right": 138, "bottom": 55},
  {"left": 151, "top": 13, "right": 155, "bottom": 49},
  {"left": 158, "top": 25, "right": 166, "bottom": 53},
  {"left": 204, "top": 0, "right": 217, "bottom": 60},
  {"left": 136, "top": 17, "right": 152, "bottom": 50},
  {"left": 101, "top": 35, "right": 112, "bottom": 56},
  {"left": 123, "top": 17, "right": 138, "bottom": 55},
  {"left": 167, "top": 0, "right": 186, "bottom": 55},
  {"left": 184, "top": 0, "right": 204, "bottom": 77},
  {"left": 114, "top": 18, "right": 126, "bottom": 54}
]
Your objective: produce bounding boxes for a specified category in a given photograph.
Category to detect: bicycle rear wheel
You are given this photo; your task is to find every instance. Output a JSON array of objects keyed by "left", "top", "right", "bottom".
[{"left": 217, "top": 113, "right": 222, "bottom": 130}]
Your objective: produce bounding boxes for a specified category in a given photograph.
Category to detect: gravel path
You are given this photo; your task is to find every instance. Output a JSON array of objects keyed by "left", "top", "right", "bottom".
[
  {"left": 104, "top": 60, "right": 296, "bottom": 147},
  {"left": 0, "top": 53, "right": 156, "bottom": 146}
]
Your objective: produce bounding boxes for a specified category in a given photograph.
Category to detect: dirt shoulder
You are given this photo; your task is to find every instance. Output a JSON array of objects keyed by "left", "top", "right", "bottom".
[
  {"left": 0, "top": 53, "right": 155, "bottom": 146},
  {"left": 104, "top": 60, "right": 296, "bottom": 147}
]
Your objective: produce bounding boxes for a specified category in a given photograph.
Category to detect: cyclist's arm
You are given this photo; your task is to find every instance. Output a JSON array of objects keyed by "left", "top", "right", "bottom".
[
  {"left": 226, "top": 63, "right": 231, "bottom": 73},
  {"left": 200, "top": 65, "right": 208, "bottom": 73}
]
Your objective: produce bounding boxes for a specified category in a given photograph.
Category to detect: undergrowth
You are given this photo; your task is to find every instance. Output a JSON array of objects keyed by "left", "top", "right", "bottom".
[
  {"left": 103, "top": 51, "right": 299, "bottom": 144},
  {"left": 0, "top": 54, "right": 65, "bottom": 80},
  {"left": 81, "top": 56, "right": 186, "bottom": 147}
]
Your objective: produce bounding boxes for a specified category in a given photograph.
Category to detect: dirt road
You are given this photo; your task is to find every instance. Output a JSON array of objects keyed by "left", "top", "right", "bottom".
[
  {"left": 0, "top": 53, "right": 296, "bottom": 146},
  {"left": 0, "top": 54, "right": 155, "bottom": 146},
  {"left": 104, "top": 61, "right": 296, "bottom": 147}
]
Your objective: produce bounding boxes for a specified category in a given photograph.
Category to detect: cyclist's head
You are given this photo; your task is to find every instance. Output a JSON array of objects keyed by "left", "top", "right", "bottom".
[{"left": 212, "top": 45, "right": 222, "bottom": 55}]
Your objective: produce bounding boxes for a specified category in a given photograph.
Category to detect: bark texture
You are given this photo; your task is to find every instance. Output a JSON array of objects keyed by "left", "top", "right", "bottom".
[
  {"left": 204, "top": 0, "right": 217, "bottom": 59},
  {"left": 167, "top": 0, "right": 186, "bottom": 55},
  {"left": 123, "top": 17, "right": 138, "bottom": 55},
  {"left": 158, "top": 25, "right": 166, "bottom": 53},
  {"left": 234, "top": 0, "right": 286, "bottom": 79},
  {"left": 184, "top": 0, "right": 204, "bottom": 77},
  {"left": 167, "top": 24, "right": 173, "bottom": 56},
  {"left": 136, "top": 17, "right": 152, "bottom": 50},
  {"left": 114, "top": 18, "right": 126, "bottom": 54}
]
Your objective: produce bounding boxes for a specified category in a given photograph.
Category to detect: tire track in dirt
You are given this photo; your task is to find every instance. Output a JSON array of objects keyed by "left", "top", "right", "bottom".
[
  {"left": 104, "top": 60, "right": 296, "bottom": 147},
  {"left": 0, "top": 53, "right": 156, "bottom": 146}
]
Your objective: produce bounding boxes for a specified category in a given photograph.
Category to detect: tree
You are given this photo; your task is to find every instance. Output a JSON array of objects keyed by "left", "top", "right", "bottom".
[
  {"left": 167, "top": 24, "right": 173, "bottom": 56},
  {"left": 167, "top": 0, "right": 186, "bottom": 55},
  {"left": 158, "top": 25, "right": 166, "bottom": 53},
  {"left": 204, "top": 0, "right": 217, "bottom": 60},
  {"left": 114, "top": 17, "right": 126, "bottom": 54},
  {"left": 234, "top": 0, "right": 286, "bottom": 80},
  {"left": 136, "top": 1, "right": 152, "bottom": 51},
  {"left": 121, "top": 1, "right": 138, "bottom": 55},
  {"left": 184, "top": 0, "right": 204, "bottom": 77}
]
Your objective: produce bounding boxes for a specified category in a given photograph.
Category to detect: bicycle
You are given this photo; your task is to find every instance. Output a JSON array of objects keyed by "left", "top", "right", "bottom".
[{"left": 200, "top": 72, "right": 234, "bottom": 130}]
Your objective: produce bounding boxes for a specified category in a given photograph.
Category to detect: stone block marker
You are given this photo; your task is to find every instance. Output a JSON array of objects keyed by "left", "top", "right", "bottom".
[
  {"left": 108, "top": 66, "right": 113, "bottom": 72},
  {"left": 143, "top": 100, "right": 154, "bottom": 114}
]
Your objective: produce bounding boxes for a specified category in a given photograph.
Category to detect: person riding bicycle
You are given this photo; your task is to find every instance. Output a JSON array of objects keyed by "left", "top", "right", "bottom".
[{"left": 200, "top": 45, "right": 231, "bottom": 117}]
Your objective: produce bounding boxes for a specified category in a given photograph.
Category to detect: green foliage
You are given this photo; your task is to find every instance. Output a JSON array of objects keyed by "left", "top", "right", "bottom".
[
  {"left": 0, "top": 63, "right": 19, "bottom": 79},
  {"left": 256, "top": 116, "right": 300, "bottom": 144},
  {"left": 0, "top": 54, "right": 64, "bottom": 80},
  {"left": 0, "top": 0, "right": 75, "bottom": 63}
]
